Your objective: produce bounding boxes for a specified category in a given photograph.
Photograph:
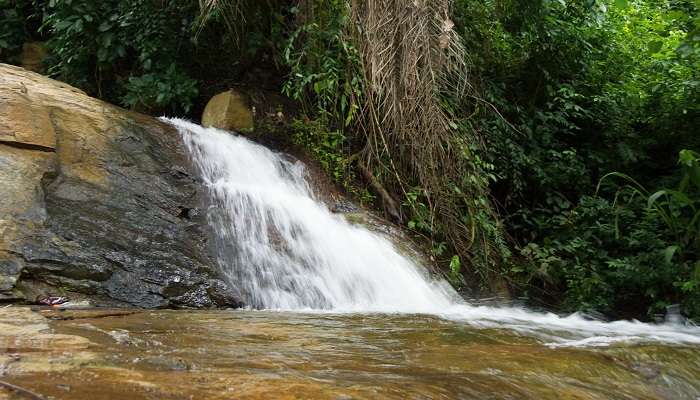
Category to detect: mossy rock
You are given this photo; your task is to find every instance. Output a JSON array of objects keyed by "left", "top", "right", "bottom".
[{"left": 201, "top": 89, "right": 254, "bottom": 132}]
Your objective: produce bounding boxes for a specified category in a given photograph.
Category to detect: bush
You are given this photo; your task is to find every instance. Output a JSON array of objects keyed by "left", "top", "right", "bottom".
[
  {"left": 121, "top": 64, "right": 198, "bottom": 114},
  {"left": 0, "top": 0, "right": 40, "bottom": 62},
  {"left": 42, "top": 0, "right": 200, "bottom": 114},
  {"left": 515, "top": 148, "right": 700, "bottom": 320},
  {"left": 450, "top": 0, "right": 699, "bottom": 318}
]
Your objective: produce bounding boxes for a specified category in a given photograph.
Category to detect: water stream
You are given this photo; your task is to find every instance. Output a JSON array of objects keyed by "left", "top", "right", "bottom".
[
  {"left": 165, "top": 118, "right": 700, "bottom": 348},
  {"left": 9, "top": 309, "right": 700, "bottom": 400}
]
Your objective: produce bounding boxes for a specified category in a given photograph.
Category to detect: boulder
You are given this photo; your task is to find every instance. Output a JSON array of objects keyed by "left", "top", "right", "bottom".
[
  {"left": 0, "top": 63, "right": 240, "bottom": 308},
  {"left": 201, "top": 89, "right": 254, "bottom": 132},
  {"left": 19, "top": 42, "right": 48, "bottom": 73}
]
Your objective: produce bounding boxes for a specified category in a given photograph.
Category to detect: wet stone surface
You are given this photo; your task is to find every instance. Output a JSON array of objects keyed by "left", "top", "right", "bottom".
[
  {"left": 0, "top": 64, "right": 240, "bottom": 309},
  {"left": 1, "top": 307, "right": 699, "bottom": 400}
]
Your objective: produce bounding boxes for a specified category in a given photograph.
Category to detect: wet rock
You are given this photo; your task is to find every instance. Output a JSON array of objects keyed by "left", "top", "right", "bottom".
[
  {"left": 330, "top": 200, "right": 359, "bottom": 214},
  {"left": 38, "top": 308, "right": 139, "bottom": 321},
  {"left": 0, "top": 306, "right": 94, "bottom": 376},
  {"left": 207, "top": 279, "right": 244, "bottom": 308},
  {"left": 630, "top": 362, "right": 661, "bottom": 380},
  {"left": 0, "top": 64, "right": 240, "bottom": 308},
  {"left": 140, "top": 355, "right": 189, "bottom": 371},
  {"left": 0, "top": 257, "right": 23, "bottom": 300},
  {"left": 201, "top": 89, "right": 254, "bottom": 132}
]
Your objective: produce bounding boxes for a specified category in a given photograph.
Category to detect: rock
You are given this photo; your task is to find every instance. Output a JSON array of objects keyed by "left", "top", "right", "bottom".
[
  {"left": 0, "top": 306, "right": 94, "bottom": 376},
  {"left": 201, "top": 89, "right": 254, "bottom": 132},
  {"left": 207, "top": 279, "right": 244, "bottom": 308},
  {"left": 0, "top": 64, "right": 240, "bottom": 308},
  {"left": 0, "top": 90, "right": 56, "bottom": 148},
  {"left": 0, "top": 257, "right": 23, "bottom": 300},
  {"left": 19, "top": 42, "right": 48, "bottom": 73},
  {"left": 330, "top": 200, "right": 359, "bottom": 213}
]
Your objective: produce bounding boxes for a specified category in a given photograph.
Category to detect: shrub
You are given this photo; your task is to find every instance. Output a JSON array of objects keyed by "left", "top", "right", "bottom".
[
  {"left": 0, "top": 0, "right": 40, "bottom": 62},
  {"left": 42, "top": 0, "right": 200, "bottom": 113}
]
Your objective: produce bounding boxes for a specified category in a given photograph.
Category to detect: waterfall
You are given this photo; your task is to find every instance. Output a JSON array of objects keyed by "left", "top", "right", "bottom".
[
  {"left": 167, "top": 118, "right": 458, "bottom": 312},
  {"left": 165, "top": 118, "right": 700, "bottom": 347}
]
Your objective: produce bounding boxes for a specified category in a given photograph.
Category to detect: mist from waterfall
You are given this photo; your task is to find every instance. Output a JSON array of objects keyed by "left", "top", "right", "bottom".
[{"left": 165, "top": 118, "right": 700, "bottom": 347}]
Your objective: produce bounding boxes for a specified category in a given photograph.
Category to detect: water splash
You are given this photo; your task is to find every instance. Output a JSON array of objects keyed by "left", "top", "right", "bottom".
[{"left": 164, "top": 118, "right": 700, "bottom": 347}]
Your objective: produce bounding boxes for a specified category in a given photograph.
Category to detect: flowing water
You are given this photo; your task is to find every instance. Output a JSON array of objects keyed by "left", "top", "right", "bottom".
[
  {"left": 169, "top": 117, "right": 457, "bottom": 312},
  {"left": 166, "top": 118, "right": 700, "bottom": 349},
  {"left": 2, "top": 309, "right": 700, "bottom": 399}
]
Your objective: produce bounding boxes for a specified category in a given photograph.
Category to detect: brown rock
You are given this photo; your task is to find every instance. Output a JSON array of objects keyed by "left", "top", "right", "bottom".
[
  {"left": 0, "top": 306, "right": 94, "bottom": 376},
  {"left": 19, "top": 42, "right": 48, "bottom": 73},
  {"left": 0, "top": 63, "right": 240, "bottom": 308},
  {"left": 0, "top": 91, "right": 56, "bottom": 149},
  {"left": 201, "top": 89, "right": 254, "bottom": 132}
]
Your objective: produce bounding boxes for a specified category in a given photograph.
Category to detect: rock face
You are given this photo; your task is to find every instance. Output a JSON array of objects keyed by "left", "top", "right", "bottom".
[
  {"left": 201, "top": 89, "right": 254, "bottom": 132},
  {"left": 0, "top": 64, "right": 240, "bottom": 308}
]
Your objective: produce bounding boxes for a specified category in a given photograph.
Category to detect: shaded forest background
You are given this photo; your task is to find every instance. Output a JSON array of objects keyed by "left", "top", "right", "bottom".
[{"left": 1, "top": 0, "right": 698, "bottom": 320}]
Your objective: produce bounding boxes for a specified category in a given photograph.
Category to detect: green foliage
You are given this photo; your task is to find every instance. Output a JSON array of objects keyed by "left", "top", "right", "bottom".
[
  {"left": 448, "top": 255, "right": 464, "bottom": 287},
  {"left": 280, "top": 1, "right": 378, "bottom": 203},
  {"left": 42, "top": 0, "right": 199, "bottom": 113},
  {"left": 281, "top": 0, "right": 363, "bottom": 131},
  {"left": 121, "top": 64, "right": 198, "bottom": 114},
  {"left": 0, "top": 0, "right": 28, "bottom": 60},
  {"left": 516, "top": 149, "right": 700, "bottom": 318},
  {"left": 518, "top": 195, "right": 682, "bottom": 317},
  {"left": 599, "top": 150, "right": 700, "bottom": 254},
  {"left": 451, "top": 0, "right": 699, "bottom": 318},
  {"left": 290, "top": 117, "right": 350, "bottom": 184},
  {"left": 289, "top": 116, "right": 372, "bottom": 203}
]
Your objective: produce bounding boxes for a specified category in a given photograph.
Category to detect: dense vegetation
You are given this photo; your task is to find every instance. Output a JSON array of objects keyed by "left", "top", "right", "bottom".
[{"left": 1, "top": 0, "right": 698, "bottom": 321}]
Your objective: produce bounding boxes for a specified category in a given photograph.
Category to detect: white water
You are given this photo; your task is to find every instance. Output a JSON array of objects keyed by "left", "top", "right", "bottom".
[{"left": 166, "top": 118, "right": 700, "bottom": 347}]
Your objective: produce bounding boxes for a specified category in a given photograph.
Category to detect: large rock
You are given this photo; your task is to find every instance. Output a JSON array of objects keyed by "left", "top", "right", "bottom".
[
  {"left": 19, "top": 42, "right": 48, "bottom": 73},
  {"left": 0, "top": 63, "right": 240, "bottom": 308},
  {"left": 201, "top": 89, "right": 254, "bottom": 132}
]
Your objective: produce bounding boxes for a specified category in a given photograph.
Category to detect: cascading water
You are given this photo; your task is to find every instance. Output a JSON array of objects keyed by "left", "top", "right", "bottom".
[
  {"left": 165, "top": 118, "right": 700, "bottom": 347},
  {"left": 168, "top": 118, "right": 457, "bottom": 312}
]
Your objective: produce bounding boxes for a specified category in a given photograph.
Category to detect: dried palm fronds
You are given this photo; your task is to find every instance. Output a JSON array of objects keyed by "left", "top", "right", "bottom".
[
  {"left": 195, "top": 0, "right": 246, "bottom": 40},
  {"left": 350, "top": 0, "right": 503, "bottom": 280}
]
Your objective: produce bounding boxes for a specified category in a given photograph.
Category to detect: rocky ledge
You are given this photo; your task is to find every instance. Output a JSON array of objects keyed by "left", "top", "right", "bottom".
[{"left": 0, "top": 64, "right": 240, "bottom": 308}]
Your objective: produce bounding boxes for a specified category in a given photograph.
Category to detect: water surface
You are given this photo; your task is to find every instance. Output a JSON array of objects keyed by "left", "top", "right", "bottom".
[{"left": 4, "top": 309, "right": 699, "bottom": 399}]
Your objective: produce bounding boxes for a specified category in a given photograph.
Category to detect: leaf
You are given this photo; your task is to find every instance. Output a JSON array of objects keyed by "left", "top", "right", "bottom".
[
  {"left": 648, "top": 190, "right": 668, "bottom": 208},
  {"left": 648, "top": 41, "right": 663, "bottom": 54},
  {"left": 55, "top": 20, "right": 73, "bottom": 30},
  {"left": 613, "top": 0, "right": 628, "bottom": 8},
  {"left": 449, "top": 255, "right": 461, "bottom": 274},
  {"left": 663, "top": 245, "right": 679, "bottom": 264}
]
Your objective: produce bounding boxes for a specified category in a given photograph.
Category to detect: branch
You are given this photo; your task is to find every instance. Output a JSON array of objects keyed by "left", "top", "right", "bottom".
[{"left": 357, "top": 160, "right": 403, "bottom": 223}]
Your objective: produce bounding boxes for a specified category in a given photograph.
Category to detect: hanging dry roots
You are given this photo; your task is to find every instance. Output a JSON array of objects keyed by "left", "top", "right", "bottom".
[
  {"left": 195, "top": 0, "right": 246, "bottom": 40},
  {"left": 350, "top": 0, "right": 503, "bottom": 280}
]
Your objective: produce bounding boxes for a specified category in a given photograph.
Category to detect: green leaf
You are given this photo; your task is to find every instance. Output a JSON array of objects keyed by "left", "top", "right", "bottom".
[
  {"left": 663, "top": 245, "right": 679, "bottom": 264},
  {"left": 648, "top": 41, "right": 663, "bottom": 54},
  {"left": 55, "top": 20, "right": 73, "bottom": 30},
  {"left": 613, "top": 0, "right": 628, "bottom": 8},
  {"left": 648, "top": 190, "right": 667, "bottom": 208}
]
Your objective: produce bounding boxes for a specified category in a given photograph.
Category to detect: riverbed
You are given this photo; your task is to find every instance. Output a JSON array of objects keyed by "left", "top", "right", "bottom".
[{"left": 1, "top": 307, "right": 698, "bottom": 399}]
